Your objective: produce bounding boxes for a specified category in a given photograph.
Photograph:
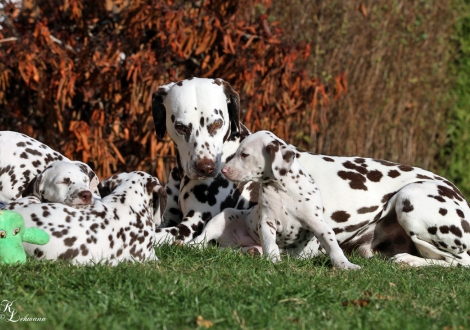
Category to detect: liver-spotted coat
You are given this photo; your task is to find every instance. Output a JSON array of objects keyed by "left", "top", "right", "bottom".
[
  {"left": 152, "top": 78, "right": 258, "bottom": 243},
  {"left": 194, "top": 131, "right": 470, "bottom": 267},
  {"left": 152, "top": 78, "right": 470, "bottom": 266},
  {"left": 2, "top": 171, "right": 167, "bottom": 265},
  {"left": 0, "top": 131, "right": 99, "bottom": 206}
]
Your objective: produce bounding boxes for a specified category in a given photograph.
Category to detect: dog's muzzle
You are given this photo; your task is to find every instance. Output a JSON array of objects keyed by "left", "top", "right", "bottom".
[{"left": 194, "top": 158, "right": 217, "bottom": 178}]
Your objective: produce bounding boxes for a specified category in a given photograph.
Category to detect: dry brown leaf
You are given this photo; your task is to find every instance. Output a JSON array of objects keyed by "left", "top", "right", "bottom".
[
  {"left": 359, "top": 4, "right": 367, "bottom": 17},
  {"left": 196, "top": 315, "right": 214, "bottom": 328},
  {"left": 342, "top": 299, "right": 370, "bottom": 308}
]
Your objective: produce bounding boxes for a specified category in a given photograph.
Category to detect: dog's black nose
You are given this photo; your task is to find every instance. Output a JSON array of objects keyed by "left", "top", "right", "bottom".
[
  {"left": 195, "top": 159, "right": 216, "bottom": 177},
  {"left": 78, "top": 191, "right": 92, "bottom": 203}
]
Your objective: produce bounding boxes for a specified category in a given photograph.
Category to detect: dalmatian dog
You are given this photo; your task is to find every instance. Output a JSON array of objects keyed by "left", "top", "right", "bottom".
[
  {"left": 0, "top": 131, "right": 100, "bottom": 206},
  {"left": 2, "top": 171, "right": 167, "bottom": 265},
  {"left": 191, "top": 131, "right": 360, "bottom": 269},
  {"left": 194, "top": 131, "right": 470, "bottom": 267},
  {"left": 152, "top": 77, "right": 257, "bottom": 243},
  {"left": 153, "top": 78, "right": 470, "bottom": 266}
]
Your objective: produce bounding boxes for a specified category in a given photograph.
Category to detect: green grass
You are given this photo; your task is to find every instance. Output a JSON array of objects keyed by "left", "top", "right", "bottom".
[{"left": 0, "top": 245, "right": 469, "bottom": 330}]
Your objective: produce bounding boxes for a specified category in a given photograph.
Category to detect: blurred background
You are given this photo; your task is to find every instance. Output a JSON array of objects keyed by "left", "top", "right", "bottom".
[{"left": 0, "top": 0, "right": 469, "bottom": 197}]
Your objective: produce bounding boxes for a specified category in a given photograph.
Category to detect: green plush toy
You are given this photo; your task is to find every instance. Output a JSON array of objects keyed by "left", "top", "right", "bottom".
[{"left": 0, "top": 210, "right": 50, "bottom": 265}]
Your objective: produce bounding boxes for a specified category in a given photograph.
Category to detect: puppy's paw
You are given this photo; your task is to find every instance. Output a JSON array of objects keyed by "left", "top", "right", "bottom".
[{"left": 334, "top": 261, "right": 361, "bottom": 270}]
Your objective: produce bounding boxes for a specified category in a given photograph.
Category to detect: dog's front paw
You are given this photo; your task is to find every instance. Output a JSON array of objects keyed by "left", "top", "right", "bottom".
[
  {"left": 390, "top": 253, "right": 423, "bottom": 267},
  {"left": 334, "top": 261, "right": 361, "bottom": 270},
  {"left": 267, "top": 253, "right": 281, "bottom": 263}
]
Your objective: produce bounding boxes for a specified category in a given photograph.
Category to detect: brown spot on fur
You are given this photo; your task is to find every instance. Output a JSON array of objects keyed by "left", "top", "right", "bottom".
[
  {"left": 402, "top": 199, "right": 414, "bottom": 213},
  {"left": 338, "top": 171, "right": 367, "bottom": 190},
  {"left": 331, "top": 211, "right": 351, "bottom": 223},
  {"left": 357, "top": 206, "right": 379, "bottom": 214},
  {"left": 388, "top": 170, "right": 400, "bottom": 178},
  {"left": 367, "top": 170, "right": 383, "bottom": 182},
  {"left": 462, "top": 220, "right": 470, "bottom": 233}
]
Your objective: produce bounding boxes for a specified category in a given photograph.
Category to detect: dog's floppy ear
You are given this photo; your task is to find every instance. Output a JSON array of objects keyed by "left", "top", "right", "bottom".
[
  {"left": 22, "top": 173, "right": 43, "bottom": 199},
  {"left": 265, "top": 141, "right": 295, "bottom": 181},
  {"left": 152, "top": 184, "right": 168, "bottom": 227},
  {"left": 72, "top": 161, "right": 100, "bottom": 197},
  {"left": 221, "top": 79, "right": 241, "bottom": 135},
  {"left": 152, "top": 83, "right": 175, "bottom": 140},
  {"left": 146, "top": 177, "right": 167, "bottom": 226},
  {"left": 97, "top": 174, "right": 120, "bottom": 198}
]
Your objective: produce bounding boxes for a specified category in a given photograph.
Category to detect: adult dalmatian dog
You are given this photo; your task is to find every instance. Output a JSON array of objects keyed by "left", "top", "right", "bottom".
[
  {"left": 0, "top": 131, "right": 99, "bottom": 207},
  {"left": 152, "top": 77, "right": 257, "bottom": 243},
  {"left": 2, "top": 171, "right": 166, "bottom": 265},
  {"left": 153, "top": 77, "right": 470, "bottom": 267}
]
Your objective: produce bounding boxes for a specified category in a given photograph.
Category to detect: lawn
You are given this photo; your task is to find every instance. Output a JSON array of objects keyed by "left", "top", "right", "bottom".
[{"left": 0, "top": 244, "right": 468, "bottom": 330}]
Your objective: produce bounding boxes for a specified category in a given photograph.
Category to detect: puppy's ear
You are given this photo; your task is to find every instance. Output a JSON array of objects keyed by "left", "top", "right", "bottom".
[
  {"left": 265, "top": 141, "right": 295, "bottom": 181},
  {"left": 220, "top": 79, "right": 241, "bottom": 135},
  {"left": 152, "top": 83, "right": 175, "bottom": 140},
  {"left": 72, "top": 161, "right": 100, "bottom": 197},
  {"left": 97, "top": 175, "right": 119, "bottom": 198},
  {"left": 22, "top": 173, "right": 43, "bottom": 199},
  {"left": 152, "top": 184, "right": 168, "bottom": 227}
]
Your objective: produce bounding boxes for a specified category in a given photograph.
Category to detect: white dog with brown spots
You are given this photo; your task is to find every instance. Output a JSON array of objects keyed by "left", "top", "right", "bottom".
[
  {"left": 193, "top": 130, "right": 470, "bottom": 268},
  {"left": 191, "top": 131, "right": 360, "bottom": 269}
]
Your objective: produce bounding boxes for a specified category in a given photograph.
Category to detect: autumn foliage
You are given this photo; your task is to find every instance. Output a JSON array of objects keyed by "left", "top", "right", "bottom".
[{"left": 0, "top": 0, "right": 344, "bottom": 182}]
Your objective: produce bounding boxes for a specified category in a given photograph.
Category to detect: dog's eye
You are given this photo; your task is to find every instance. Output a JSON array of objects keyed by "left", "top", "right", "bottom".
[
  {"left": 175, "top": 123, "right": 191, "bottom": 136},
  {"left": 241, "top": 153, "right": 249, "bottom": 159},
  {"left": 208, "top": 119, "right": 223, "bottom": 136},
  {"left": 0, "top": 230, "right": 6, "bottom": 238},
  {"left": 13, "top": 227, "right": 20, "bottom": 236}
]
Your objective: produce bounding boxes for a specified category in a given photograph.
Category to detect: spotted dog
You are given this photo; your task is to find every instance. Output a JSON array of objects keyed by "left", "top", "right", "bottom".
[
  {"left": 152, "top": 79, "right": 470, "bottom": 266},
  {"left": 0, "top": 131, "right": 100, "bottom": 206},
  {"left": 152, "top": 77, "right": 257, "bottom": 243},
  {"left": 192, "top": 131, "right": 360, "bottom": 269},
  {"left": 195, "top": 131, "right": 470, "bottom": 267},
  {"left": 2, "top": 171, "right": 167, "bottom": 265}
]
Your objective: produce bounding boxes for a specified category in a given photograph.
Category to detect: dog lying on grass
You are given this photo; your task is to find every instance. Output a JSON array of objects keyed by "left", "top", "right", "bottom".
[
  {"left": 0, "top": 131, "right": 100, "bottom": 207},
  {"left": 191, "top": 131, "right": 360, "bottom": 269},
  {"left": 2, "top": 171, "right": 167, "bottom": 265}
]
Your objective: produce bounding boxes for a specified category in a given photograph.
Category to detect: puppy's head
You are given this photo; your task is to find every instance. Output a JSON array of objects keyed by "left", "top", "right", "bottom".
[
  {"left": 221, "top": 131, "right": 295, "bottom": 183},
  {"left": 22, "top": 161, "right": 99, "bottom": 207},
  {"left": 152, "top": 77, "right": 241, "bottom": 180},
  {"left": 98, "top": 172, "right": 167, "bottom": 227}
]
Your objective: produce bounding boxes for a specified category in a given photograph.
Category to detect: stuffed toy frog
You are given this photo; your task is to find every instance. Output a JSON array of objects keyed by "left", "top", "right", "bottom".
[{"left": 0, "top": 210, "right": 50, "bottom": 264}]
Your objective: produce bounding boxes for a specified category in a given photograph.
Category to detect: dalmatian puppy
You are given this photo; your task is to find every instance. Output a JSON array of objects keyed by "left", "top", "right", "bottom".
[
  {"left": 2, "top": 171, "right": 167, "bottom": 265},
  {"left": 0, "top": 131, "right": 100, "bottom": 206},
  {"left": 194, "top": 131, "right": 470, "bottom": 267},
  {"left": 152, "top": 77, "right": 257, "bottom": 243},
  {"left": 21, "top": 161, "right": 100, "bottom": 207},
  {"left": 192, "top": 131, "right": 360, "bottom": 269}
]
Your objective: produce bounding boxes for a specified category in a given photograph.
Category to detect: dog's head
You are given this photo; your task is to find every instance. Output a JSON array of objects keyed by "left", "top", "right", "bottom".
[
  {"left": 98, "top": 172, "right": 167, "bottom": 227},
  {"left": 222, "top": 131, "right": 295, "bottom": 183},
  {"left": 152, "top": 77, "right": 241, "bottom": 180},
  {"left": 22, "top": 161, "right": 100, "bottom": 207}
]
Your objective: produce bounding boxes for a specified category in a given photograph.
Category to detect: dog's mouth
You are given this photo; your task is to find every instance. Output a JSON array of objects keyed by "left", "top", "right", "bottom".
[
  {"left": 187, "top": 163, "right": 220, "bottom": 180},
  {"left": 65, "top": 200, "right": 93, "bottom": 208},
  {"left": 64, "top": 194, "right": 94, "bottom": 208},
  {"left": 221, "top": 172, "right": 243, "bottom": 183}
]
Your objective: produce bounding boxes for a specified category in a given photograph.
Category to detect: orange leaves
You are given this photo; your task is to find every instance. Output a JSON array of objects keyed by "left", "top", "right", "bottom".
[
  {"left": 334, "top": 72, "right": 348, "bottom": 100},
  {"left": 0, "top": 0, "right": 347, "bottom": 181}
]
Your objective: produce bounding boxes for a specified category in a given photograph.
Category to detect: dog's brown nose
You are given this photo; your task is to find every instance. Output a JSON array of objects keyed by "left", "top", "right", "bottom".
[
  {"left": 195, "top": 159, "right": 216, "bottom": 177},
  {"left": 78, "top": 191, "right": 92, "bottom": 203}
]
